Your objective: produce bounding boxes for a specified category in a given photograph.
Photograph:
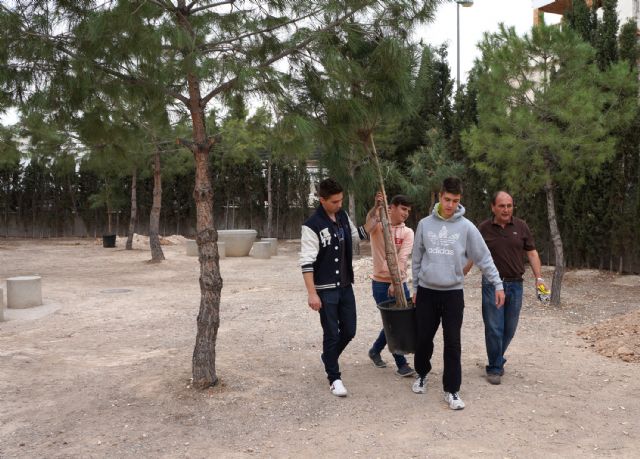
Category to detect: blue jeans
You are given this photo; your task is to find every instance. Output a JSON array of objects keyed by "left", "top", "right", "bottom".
[
  {"left": 317, "top": 286, "right": 357, "bottom": 384},
  {"left": 370, "top": 280, "right": 411, "bottom": 368},
  {"left": 482, "top": 277, "right": 523, "bottom": 375}
]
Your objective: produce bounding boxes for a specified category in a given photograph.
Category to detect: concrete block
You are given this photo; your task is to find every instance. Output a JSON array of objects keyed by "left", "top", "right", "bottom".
[
  {"left": 260, "top": 238, "right": 278, "bottom": 256},
  {"left": 251, "top": 241, "right": 271, "bottom": 259},
  {"left": 217, "top": 241, "right": 226, "bottom": 259},
  {"left": 7, "top": 276, "right": 43, "bottom": 309},
  {"left": 0, "top": 287, "right": 4, "bottom": 322}
]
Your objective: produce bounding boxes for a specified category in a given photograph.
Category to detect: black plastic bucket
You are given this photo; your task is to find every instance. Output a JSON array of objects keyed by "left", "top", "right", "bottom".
[
  {"left": 102, "top": 234, "right": 117, "bottom": 248},
  {"left": 377, "top": 299, "right": 416, "bottom": 355}
]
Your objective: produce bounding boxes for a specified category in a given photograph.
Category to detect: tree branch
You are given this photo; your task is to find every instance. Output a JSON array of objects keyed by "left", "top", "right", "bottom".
[
  {"left": 201, "top": 7, "right": 366, "bottom": 106},
  {"left": 190, "top": 0, "right": 235, "bottom": 14},
  {"left": 200, "top": 7, "right": 323, "bottom": 52}
]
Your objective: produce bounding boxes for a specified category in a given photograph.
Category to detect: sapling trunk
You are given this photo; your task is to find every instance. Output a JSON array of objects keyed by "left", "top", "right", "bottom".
[{"left": 367, "top": 135, "right": 407, "bottom": 308}]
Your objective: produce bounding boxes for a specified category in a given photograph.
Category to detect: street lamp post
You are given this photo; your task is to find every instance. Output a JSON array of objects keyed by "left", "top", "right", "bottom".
[{"left": 456, "top": 0, "right": 474, "bottom": 91}]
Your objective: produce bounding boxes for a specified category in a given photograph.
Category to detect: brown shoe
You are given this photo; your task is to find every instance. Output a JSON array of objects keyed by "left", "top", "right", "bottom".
[{"left": 487, "top": 373, "right": 501, "bottom": 385}]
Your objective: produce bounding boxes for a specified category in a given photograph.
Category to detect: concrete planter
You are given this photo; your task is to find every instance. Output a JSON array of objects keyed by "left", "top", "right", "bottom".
[{"left": 217, "top": 229, "right": 258, "bottom": 257}]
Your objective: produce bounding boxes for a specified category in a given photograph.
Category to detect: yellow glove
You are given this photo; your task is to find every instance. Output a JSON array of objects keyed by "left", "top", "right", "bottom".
[{"left": 536, "top": 283, "right": 550, "bottom": 303}]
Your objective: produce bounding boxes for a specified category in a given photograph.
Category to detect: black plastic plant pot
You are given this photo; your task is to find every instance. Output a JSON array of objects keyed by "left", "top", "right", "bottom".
[
  {"left": 102, "top": 234, "right": 117, "bottom": 248},
  {"left": 377, "top": 299, "right": 416, "bottom": 355}
]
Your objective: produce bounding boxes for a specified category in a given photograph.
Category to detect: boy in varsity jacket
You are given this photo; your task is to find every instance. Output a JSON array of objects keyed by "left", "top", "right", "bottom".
[{"left": 299, "top": 178, "right": 371, "bottom": 397}]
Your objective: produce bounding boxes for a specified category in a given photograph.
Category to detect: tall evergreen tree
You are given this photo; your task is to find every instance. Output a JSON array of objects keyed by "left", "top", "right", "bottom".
[
  {"left": 619, "top": 19, "right": 640, "bottom": 71},
  {"left": 565, "top": 0, "right": 595, "bottom": 44},
  {"left": 1, "top": 0, "right": 443, "bottom": 388},
  {"left": 464, "top": 24, "right": 636, "bottom": 305},
  {"left": 393, "top": 44, "right": 454, "bottom": 162},
  {"left": 0, "top": 125, "right": 22, "bottom": 237},
  {"left": 596, "top": 0, "right": 620, "bottom": 69}
]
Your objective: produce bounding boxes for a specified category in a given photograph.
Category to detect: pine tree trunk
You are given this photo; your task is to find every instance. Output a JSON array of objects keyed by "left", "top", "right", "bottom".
[
  {"left": 348, "top": 158, "right": 360, "bottom": 256},
  {"left": 126, "top": 168, "right": 137, "bottom": 250},
  {"left": 187, "top": 72, "right": 222, "bottom": 390},
  {"left": 149, "top": 149, "right": 165, "bottom": 262},
  {"left": 266, "top": 160, "right": 273, "bottom": 238},
  {"left": 544, "top": 176, "right": 565, "bottom": 307},
  {"left": 367, "top": 135, "right": 407, "bottom": 308}
]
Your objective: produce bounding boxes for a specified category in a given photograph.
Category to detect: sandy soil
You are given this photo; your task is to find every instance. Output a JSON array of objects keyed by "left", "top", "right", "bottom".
[{"left": 1, "top": 237, "right": 639, "bottom": 458}]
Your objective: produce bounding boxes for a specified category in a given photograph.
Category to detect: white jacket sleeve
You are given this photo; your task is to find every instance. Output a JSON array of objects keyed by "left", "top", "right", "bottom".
[{"left": 299, "top": 225, "right": 319, "bottom": 272}]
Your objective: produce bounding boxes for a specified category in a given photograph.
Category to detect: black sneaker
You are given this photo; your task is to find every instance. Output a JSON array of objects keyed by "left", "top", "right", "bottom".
[
  {"left": 368, "top": 349, "right": 387, "bottom": 368},
  {"left": 395, "top": 364, "right": 416, "bottom": 377}
]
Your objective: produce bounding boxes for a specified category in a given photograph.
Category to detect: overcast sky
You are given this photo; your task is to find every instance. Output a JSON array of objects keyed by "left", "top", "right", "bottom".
[{"left": 416, "top": 0, "right": 561, "bottom": 86}]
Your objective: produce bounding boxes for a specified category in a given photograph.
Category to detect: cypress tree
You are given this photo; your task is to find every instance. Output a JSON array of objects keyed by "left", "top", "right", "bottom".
[
  {"left": 565, "top": 0, "right": 595, "bottom": 44},
  {"left": 618, "top": 19, "right": 640, "bottom": 71},
  {"left": 596, "top": 0, "right": 620, "bottom": 69}
]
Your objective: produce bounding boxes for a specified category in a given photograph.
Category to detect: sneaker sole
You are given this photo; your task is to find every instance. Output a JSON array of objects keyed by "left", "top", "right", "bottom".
[
  {"left": 397, "top": 369, "right": 416, "bottom": 377},
  {"left": 444, "top": 394, "right": 465, "bottom": 409}
]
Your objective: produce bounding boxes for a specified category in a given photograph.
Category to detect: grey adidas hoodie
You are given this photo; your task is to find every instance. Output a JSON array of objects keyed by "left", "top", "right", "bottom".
[{"left": 412, "top": 203, "right": 503, "bottom": 293}]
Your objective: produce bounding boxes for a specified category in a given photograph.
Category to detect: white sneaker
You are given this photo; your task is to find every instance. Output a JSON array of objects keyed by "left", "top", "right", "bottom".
[
  {"left": 330, "top": 379, "right": 348, "bottom": 397},
  {"left": 412, "top": 375, "right": 427, "bottom": 394},
  {"left": 444, "top": 391, "right": 465, "bottom": 410}
]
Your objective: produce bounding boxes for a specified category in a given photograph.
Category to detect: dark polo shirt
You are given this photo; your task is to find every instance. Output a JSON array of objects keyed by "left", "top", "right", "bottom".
[{"left": 478, "top": 217, "right": 536, "bottom": 280}]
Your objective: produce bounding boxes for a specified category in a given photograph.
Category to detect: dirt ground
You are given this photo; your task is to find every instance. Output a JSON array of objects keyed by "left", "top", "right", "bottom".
[{"left": 1, "top": 236, "right": 639, "bottom": 458}]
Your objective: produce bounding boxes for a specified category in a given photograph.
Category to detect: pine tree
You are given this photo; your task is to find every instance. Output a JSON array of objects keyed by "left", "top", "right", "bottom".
[
  {"left": 464, "top": 24, "right": 637, "bottom": 305},
  {"left": 1, "top": 0, "right": 444, "bottom": 388},
  {"left": 393, "top": 44, "right": 454, "bottom": 163}
]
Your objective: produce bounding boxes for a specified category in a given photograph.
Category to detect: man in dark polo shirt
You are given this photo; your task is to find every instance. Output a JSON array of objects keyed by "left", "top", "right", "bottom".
[{"left": 476, "top": 191, "right": 545, "bottom": 385}]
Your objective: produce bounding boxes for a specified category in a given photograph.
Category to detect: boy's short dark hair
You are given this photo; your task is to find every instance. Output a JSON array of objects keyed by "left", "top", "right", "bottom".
[
  {"left": 317, "top": 178, "right": 344, "bottom": 199},
  {"left": 441, "top": 177, "right": 463, "bottom": 195},
  {"left": 390, "top": 194, "right": 412, "bottom": 208}
]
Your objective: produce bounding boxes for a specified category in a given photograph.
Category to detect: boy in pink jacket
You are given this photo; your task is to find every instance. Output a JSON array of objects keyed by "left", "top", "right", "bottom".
[{"left": 365, "top": 193, "right": 416, "bottom": 377}]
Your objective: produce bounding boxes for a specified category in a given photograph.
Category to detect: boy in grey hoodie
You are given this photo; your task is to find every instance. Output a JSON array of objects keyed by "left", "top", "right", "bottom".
[{"left": 411, "top": 177, "right": 505, "bottom": 410}]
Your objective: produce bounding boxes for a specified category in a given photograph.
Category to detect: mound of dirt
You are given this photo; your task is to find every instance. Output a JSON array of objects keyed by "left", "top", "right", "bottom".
[{"left": 578, "top": 310, "right": 640, "bottom": 362}]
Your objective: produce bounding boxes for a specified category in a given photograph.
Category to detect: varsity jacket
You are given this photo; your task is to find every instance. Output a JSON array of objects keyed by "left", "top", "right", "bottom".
[{"left": 299, "top": 206, "right": 367, "bottom": 290}]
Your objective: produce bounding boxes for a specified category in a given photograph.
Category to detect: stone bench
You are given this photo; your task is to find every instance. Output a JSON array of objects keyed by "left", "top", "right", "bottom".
[
  {"left": 260, "top": 238, "right": 278, "bottom": 256},
  {"left": 0, "top": 287, "right": 4, "bottom": 322},
  {"left": 7, "top": 276, "right": 43, "bottom": 309},
  {"left": 251, "top": 241, "right": 271, "bottom": 259}
]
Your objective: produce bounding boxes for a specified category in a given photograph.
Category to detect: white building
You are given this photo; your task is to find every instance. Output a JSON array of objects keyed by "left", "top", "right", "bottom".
[{"left": 532, "top": 0, "right": 639, "bottom": 26}]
